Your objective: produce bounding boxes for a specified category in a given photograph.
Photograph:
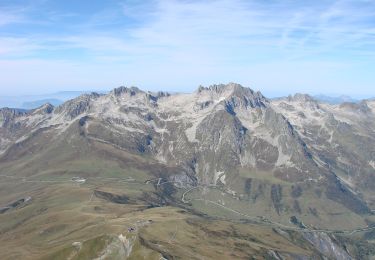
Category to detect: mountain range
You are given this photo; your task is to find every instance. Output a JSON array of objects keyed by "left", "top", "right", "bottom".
[
  {"left": 1, "top": 83, "right": 375, "bottom": 259},
  {"left": 1, "top": 89, "right": 373, "bottom": 110}
]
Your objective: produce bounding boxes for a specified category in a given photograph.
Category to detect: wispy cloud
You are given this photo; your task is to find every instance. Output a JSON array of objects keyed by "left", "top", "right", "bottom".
[
  {"left": 0, "top": 0, "right": 374, "bottom": 96},
  {"left": 0, "top": 12, "right": 21, "bottom": 27},
  {"left": 0, "top": 37, "right": 41, "bottom": 56},
  {"left": 2, "top": 0, "right": 374, "bottom": 59},
  {"left": 0, "top": 5, "right": 28, "bottom": 27}
]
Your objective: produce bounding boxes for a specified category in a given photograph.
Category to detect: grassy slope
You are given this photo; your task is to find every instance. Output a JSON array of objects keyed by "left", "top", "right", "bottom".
[{"left": 0, "top": 123, "right": 373, "bottom": 259}]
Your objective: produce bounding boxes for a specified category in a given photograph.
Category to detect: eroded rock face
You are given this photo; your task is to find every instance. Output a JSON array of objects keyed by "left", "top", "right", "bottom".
[
  {"left": 303, "top": 232, "right": 352, "bottom": 260},
  {"left": 273, "top": 92, "right": 375, "bottom": 204},
  {"left": 54, "top": 93, "right": 101, "bottom": 120},
  {"left": 339, "top": 101, "right": 371, "bottom": 114},
  {"left": 0, "top": 108, "right": 27, "bottom": 128}
]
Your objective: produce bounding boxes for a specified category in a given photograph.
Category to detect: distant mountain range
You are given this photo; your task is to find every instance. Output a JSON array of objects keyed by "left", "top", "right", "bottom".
[
  {"left": 313, "top": 94, "right": 359, "bottom": 104},
  {"left": 21, "top": 99, "right": 64, "bottom": 109},
  {"left": 1, "top": 90, "right": 374, "bottom": 110},
  {"left": 273, "top": 94, "right": 375, "bottom": 104},
  {"left": 0, "top": 91, "right": 108, "bottom": 109}
]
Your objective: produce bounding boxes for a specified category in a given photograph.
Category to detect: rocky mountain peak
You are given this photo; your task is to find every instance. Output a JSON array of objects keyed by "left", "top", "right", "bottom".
[
  {"left": 111, "top": 86, "right": 143, "bottom": 97},
  {"left": 54, "top": 92, "right": 100, "bottom": 120},
  {"left": 196, "top": 83, "right": 268, "bottom": 109},
  {"left": 288, "top": 93, "right": 317, "bottom": 103},
  {"left": 31, "top": 103, "right": 54, "bottom": 115},
  {"left": 339, "top": 101, "right": 371, "bottom": 114},
  {"left": 197, "top": 83, "right": 251, "bottom": 95},
  {"left": 287, "top": 93, "right": 320, "bottom": 110}
]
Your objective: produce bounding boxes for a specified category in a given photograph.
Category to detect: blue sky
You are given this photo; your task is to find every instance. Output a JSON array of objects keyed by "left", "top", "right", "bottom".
[{"left": 0, "top": 0, "right": 374, "bottom": 97}]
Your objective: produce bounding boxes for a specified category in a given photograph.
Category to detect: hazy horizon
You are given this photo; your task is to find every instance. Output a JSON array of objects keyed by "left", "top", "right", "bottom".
[
  {"left": 1, "top": 82, "right": 373, "bottom": 110},
  {"left": 0, "top": 83, "right": 374, "bottom": 100}
]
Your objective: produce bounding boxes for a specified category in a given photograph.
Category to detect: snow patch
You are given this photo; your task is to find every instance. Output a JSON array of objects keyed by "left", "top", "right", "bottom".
[
  {"left": 118, "top": 234, "right": 135, "bottom": 258},
  {"left": 217, "top": 96, "right": 226, "bottom": 103},
  {"left": 214, "top": 171, "right": 226, "bottom": 185},
  {"left": 15, "top": 135, "right": 29, "bottom": 144},
  {"left": 369, "top": 161, "right": 375, "bottom": 169},
  {"left": 276, "top": 150, "right": 294, "bottom": 167},
  {"left": 240, "top": 150, "right": 256, "bottom": 167},
  {"left": 185, "top": 120, "right": 200, "bottom": 143}
]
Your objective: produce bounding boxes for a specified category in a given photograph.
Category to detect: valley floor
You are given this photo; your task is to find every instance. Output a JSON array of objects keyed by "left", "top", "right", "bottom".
[{"left": 1, "top": 171, "right": 375, "bottom": 259}]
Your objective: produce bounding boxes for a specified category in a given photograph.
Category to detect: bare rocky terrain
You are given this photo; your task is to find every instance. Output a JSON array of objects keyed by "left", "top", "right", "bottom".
[{"left": 1, "top": 83, "right": 375, "bottom": 259}]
